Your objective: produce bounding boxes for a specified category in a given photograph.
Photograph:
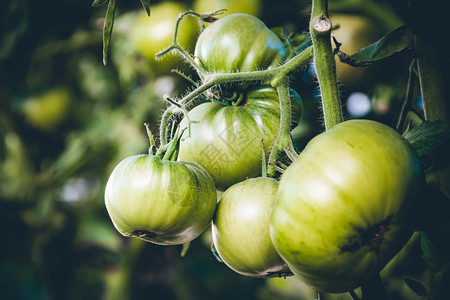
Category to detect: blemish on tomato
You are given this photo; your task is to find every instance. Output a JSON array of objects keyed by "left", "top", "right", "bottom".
[{"left": 131, "top": 230, "right": 156, "bottom": 240}]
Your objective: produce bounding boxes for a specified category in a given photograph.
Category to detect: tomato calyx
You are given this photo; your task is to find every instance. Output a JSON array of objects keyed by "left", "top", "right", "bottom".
[
  {"left": 145, "top": 122, "right": 185, "bottom": 161},
  {"left": 340, "top": 217, "right": 392, "bottom": 254},
  {"left": 206, "top": 88, "right": 246, "bottom": 106}
]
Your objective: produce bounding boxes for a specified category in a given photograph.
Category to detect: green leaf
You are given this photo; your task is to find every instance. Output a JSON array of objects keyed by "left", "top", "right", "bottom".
[
  {"left": 102, "top": 0, "right": 116, "bottom": 66},
  {"left": 402, "top": 276, "right": 428, "bottom": 297},
  {"left": 404, "top": 121, "right": 450, "bottom": 157},
  {"left": 92, "top": 0, "right": 108, "bottom": 7},
  {"left": 346, "top": 25, "right": 413, "bottom": 64},
  {"left": 139, "top": 0, "right": 151, "bottom": 16},
  {"left": 420, "top": 232, "right": 444, "bottom": 271}
]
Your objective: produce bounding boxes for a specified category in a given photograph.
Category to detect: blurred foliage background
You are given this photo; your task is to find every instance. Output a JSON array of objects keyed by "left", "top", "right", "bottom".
[{"left": 0, "top": 0, "right": 436, "bottom": 299}]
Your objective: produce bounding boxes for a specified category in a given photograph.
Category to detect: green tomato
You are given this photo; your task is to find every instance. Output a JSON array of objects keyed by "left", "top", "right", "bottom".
[
  {"left": 194, "top": 14, "right": 286, "bottom": 75},
  {"left": 128, "top": 1, "right": 198, "bottom": 73},
  {"left": 105, "top": 155, "right": 217, "bottom": 245},
  {"left": 20, "top": 86, "right": 71, "bottom": 131},
  {"left": 193, "top": 0, "right": 261, "bottom": 17},
  {"left": 178, "top": 86, "right": 302, "bottom": 190},
  {"left": 212, "top": 177, "right": 291, "bottom": 277},
  {"left": 270, "top": 119, "right": 422, "bottom": 293},
  {"left": 330, "top": 13, "right": 384, "bottom": 90}
]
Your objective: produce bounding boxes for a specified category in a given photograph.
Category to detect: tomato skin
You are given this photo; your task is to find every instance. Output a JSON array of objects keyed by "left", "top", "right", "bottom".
[
  {"left": 178, "top": 86, "right": 301, "bottom": 190},
  {"left": 105, "top": 155, "right": 217, "bottom": 245},
  {"left": 128, "top": 2, "right": 199, "bottom": 73},
  {"left": 330, "top": 13, "right": 384, "bottom": 90},
  {"left": 212, "top": 177, "right": 291, "bottom": 277},
  {"left": 193, "top": 0, "right": 262, "bottom": 17},
  {"left": 194, "top": 14, "right": 286, "bottom": 75},
  {"left": 269, "top": 119, "right": 422, "bottom": 293}
]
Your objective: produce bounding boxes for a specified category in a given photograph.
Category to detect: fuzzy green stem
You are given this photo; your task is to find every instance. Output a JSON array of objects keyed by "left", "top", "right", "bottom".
[
  {"left": 159, "top": 107, "right": 174, "bottom": 145},
  {"left": 267, "top": 80, "right": 296, "bottom": 177},
  {"left": 155, "top": 11, "right": 207, "bottom": 79},
  {"left": 144, "top": 123, "right": 157, "bottom": 155},
  {"left": 310, "top": 0, "right": 343, "bottom": 130},
  {"left": 163, "top": 95, "right": 192, "bottom": 138}
]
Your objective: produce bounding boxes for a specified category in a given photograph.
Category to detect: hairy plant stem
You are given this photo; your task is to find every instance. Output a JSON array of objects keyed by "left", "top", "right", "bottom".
[
  {"left": 310, "top": 0, "right": 343, "bottom": 130},
  {"left": 158, "top": 45, "right": 313, "bottom": 163},
  {"left": 267, "top": 80, "right": 296, "bottom": 177}
]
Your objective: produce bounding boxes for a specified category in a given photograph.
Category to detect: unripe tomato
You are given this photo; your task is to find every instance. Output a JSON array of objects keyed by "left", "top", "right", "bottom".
[
  {"left": 330, "top": 13, "right": 384, "bottom": 90},
  {"left": 194, "top": 14, "right": 286, "bottom": 75},
  {"left": 20, "top": 86, "right": 71, "bottom": 131},
  {"left": 105, "top": 155, "right": 217, "bottom": 245},
  {"left": 193, "top": 0, "right": 261, "bottom": 17},
  {"left": 270, "top": 119, "right": 422, "bottom": 293},
  {"left": 212, "top": 177, "right": 291, "bottom": 277},
  {"left": 178, "top": 86, "right": 302, "bottom": 190},
  {"left": 128, "top": 1, "right": 199, "bottom": 73}
]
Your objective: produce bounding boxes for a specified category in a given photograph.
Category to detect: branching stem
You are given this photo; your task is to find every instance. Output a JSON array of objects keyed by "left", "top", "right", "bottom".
[{"left": 310, "top": 0, "right": 343, "bottom": 130}]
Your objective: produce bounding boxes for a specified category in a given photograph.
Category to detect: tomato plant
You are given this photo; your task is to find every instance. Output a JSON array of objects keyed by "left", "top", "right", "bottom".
[
  {"left": 90, "top": 0, "right": 450, "bottom": 298},
  {"left": 212, "top": 177, "right": 291, "bottom": 277},
  {"left": 194, "top": 13, "right": 286, "bottom": 76},
  {"left": 269, "top": 119, "right": 423, "bottom": 293},
  {"left": 105, "top": 128, "right": 216, "bottom": 245},
  {"left": 177, "top": 85, "right": 302, "bottom": 190}
]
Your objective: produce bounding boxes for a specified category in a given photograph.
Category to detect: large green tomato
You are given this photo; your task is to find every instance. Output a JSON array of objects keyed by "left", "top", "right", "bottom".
[
  {"left": 194, "top": 14, "right": 286, "bottom": 75},
  {"left": 128, "top": 1, "right": 198, "bottom": 73},
  {"left": 178, "top": 86, "right": 302, "bottom": 190},
  {"left": 193, "top": 0, "right": 261, "bottom": 17},
  {"left": 105, "top": 155, "right": 216, "bottom": 245},
  {"left": 212, "top": 177, "right": 291, "bottom": 277},
  {"left": 270, "top": 119, "right": 422, "bottom": 293}
]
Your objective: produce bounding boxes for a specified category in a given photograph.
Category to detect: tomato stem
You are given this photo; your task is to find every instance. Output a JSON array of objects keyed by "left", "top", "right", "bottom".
[
  {"left": 163, "top": 95, "right": 192, "bottom": 139},
  {"left": 310, "top": 0, "right": 343, "bottom": 130},
  {"left": 155, "top": 11, "right": 207, "bottom": 80},
  {"left": 144, "top": 123, "right": 157, "bottom": 155},
  {"left": 267, "top": 80, "right": 297, "bottom": 177}
]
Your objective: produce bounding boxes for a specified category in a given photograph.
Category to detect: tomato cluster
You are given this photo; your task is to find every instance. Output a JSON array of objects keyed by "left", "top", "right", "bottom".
[{"left": 105, "top": 11, "right": 423, "bottom": 294}]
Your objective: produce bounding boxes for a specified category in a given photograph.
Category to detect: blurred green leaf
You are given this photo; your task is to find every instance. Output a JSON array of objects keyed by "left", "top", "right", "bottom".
[
  {"left": 402, "top": 276, "right": 427, "bottom": 297},
  {"left": 102, "top": 0, "right": 116, "bottom": 66},
  {"left": 420, "top": 232, "right": 444, "bottom": 271},
  {"left": 140, "top": 0, "right": 151, "bottom": 16},
  {"left": 404, "top": 120, "right": 450, "bottom": 157},
  {"left": 92, "top": 0, "right": 108, "bottom": 7}
]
